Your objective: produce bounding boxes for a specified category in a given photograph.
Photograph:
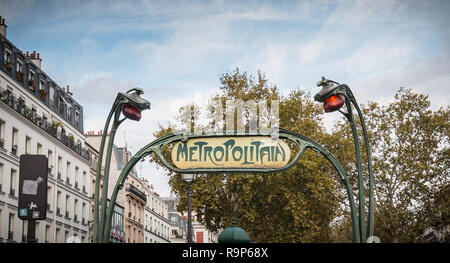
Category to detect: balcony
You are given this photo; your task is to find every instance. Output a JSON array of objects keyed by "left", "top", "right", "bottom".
[
  {"left": 0, "top": 88, "right": 92, "bottom": 162},
  {"left": 126, "top": 184, "right": 147, "bottom": 203},
  {"left": 8, "top": 231, "right": 14, "bottom": 241},
  {"left": 9, "top": 188, "right": 15, "bottom": 197}
]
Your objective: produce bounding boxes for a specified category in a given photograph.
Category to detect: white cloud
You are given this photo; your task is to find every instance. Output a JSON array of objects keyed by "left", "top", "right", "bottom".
[{"left": 4, "top": 0, "right": 449, "bottom": 197}]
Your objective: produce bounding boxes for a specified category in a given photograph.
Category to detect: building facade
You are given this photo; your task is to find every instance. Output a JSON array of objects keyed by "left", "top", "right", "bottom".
[
  {"left": 193, "top": 215, "right": 219, "bottom": 243},
  {"left": 85, "top": 140, "right": 125, "bottom": 243},
  {"left": 162, "top": 197, "right": 218, "bottom": 243},
  {"left": 162, "top": 197, "right": 189, "bottom": 243},
  {"left": 0, "top": 18, "right": 91, "bottom": 243},
  {"left": 141, "top": 178, "right": 170, "bottom": 243},
  {"left": 124, "top": 172, "right": 145, "bottom": 243}
]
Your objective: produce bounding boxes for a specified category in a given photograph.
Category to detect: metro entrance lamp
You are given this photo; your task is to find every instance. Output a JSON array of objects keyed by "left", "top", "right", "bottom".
[{"left": 314, "top": 77, "right": 374, "bottom": 243}]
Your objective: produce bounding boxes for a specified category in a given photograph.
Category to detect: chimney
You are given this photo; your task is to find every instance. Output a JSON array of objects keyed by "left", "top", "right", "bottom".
[
  {"left": 66, "top": 85, "right": 73, "bottom": 96},
  {"left": 0, "top": 17, "right": 7, "bottom": 38},
  {"left": 30, "top": 50, "right": 42, "bottom": 69}
]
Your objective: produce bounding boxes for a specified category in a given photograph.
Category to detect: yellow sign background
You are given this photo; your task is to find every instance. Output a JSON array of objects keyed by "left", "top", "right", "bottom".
[{"left": 171, "top": 136, "right": 291, "bottom": 169}]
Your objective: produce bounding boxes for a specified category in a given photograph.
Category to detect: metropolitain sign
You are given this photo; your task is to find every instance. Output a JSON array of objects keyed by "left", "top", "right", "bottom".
[{"left": 171, "top": 136, "right": 291, "bottom": 169}]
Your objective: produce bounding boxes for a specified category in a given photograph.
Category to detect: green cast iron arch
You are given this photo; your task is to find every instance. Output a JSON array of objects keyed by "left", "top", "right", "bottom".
[{"left": 102, "top": 128, "right": 360, "bottom": 242}]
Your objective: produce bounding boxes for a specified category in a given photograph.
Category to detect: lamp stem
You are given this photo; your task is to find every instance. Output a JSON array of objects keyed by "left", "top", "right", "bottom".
[
  {"left": 99, "top": 106, "right": 122, "bottom": 242},
  {"left": 344, "top": 97, "right": 366, "bottom": 243},
  {"left": 93, "top": 100, "right": 116, "bottom": 243},
  {"left": 187, "top": 182, "right": 193, "bottom": 243}
]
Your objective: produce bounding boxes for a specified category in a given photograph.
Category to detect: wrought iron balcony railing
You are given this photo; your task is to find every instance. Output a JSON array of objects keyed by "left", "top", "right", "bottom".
[
  {"left": 126, "top": 184, "right": 147, "bottom": 203},
  {"left": 0, "top": 88, "right": 92, "bottom": 162}
]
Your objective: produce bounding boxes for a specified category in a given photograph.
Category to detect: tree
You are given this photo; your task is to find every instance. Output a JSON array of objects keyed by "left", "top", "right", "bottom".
[
  {"left": 150, "top": 68, "right": 345, "bottom": 242},
  {"left": 331, "top": 88, "right": 449, "bottom": 242}
]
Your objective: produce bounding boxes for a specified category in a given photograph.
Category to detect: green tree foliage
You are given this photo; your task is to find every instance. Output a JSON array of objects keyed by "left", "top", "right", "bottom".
[{"left": 331, "top": 88, "right": 449, "bottom": 242}]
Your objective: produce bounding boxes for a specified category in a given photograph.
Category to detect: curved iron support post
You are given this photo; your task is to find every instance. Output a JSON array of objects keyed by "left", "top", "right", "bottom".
[
  {"left": 315, "top": 79, "right": 375, "bottom": 242},
  {"left": 341, "top": 90, "right": 366, "bottom": 242},
  {"left": 94, "top": 89, "right": 150, "bottom": 243},
  {"left": 102, "top": 129, "right": 361, "bottom": 243},
  {"left": 98, "top": 105, "right": 124, "bottom": 240},
  {"left": 92, "top": 102, "right": 116, "bottom": 243},
  {"left": 352, "top": 99, "right": 374, "bottom": 238}
]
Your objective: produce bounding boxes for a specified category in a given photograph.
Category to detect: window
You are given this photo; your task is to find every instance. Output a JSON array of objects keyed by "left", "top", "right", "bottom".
[
  {"left": 57, "top": 156, "right": 62, "bottom": 178},
  {"left": 58, "top": 97, "right": 65, "bottom": 116},
  {"left": 48, "top": 150, "right": 53, "bottom": 170},
  {"left": 82, "top": 171, "right": 87, "bottom": 192},
  {"left": 45, "top": 225, "right": 51, "bottom": 243},
  {"left": 37, "top": 143, "right": 42, "bottom": 154},
  {"left": 74, "top": 199, "right": 78, "bottom": 220},
  {"left": 25, "top": 136, "right": 31, "bottom": 154},
  {"left": 57, "top": 191, "right": 61, "bottom": 213},
  {"left": 0, "top": 163, "right": 3, "bottom": 192},
  {"left": 75, "top": 166, "right": 79, "bottom": 187},
  {"left": 3, "top": 48, "right": 11, "bottom": 64},
  {"left": 28, "top": 69, "right": 35, "bottom": 87},
  {"left": 10, "top": 169, "right": 16, "bottom": 196},
  {"left": 75, "top": 110, "right": 80, "bottom": 127},
  {"left": 49, "top": 85, "right": 54, "bottom": 108},
  {"left": 66, "top": 161, "right": 71, "bottom": 182},
  {"left": 8, "top": 213, "right": 15, "bottom": 240},
  {"left": 39, "top": 78, "right": 45, "bottom": 91},
  {"left": 47, "top": 186, "right": 52, "bottom": 211},
  {"left": 56, "top": 228, "right": 60, "bottom": 243},
  {"left": 11, "top": 127, "right": 18, "bottom": 154},
  {"left": 35, "top": 222, "right": 40, "bottom": 241},
  {"left": 16, "top": 59, "right": 23, "bottom": 73},
  {"left": 67, "top": 103, "right": 72, "bottom": 121},
  {"left": 65, "top": 195, "right": 70, "bottom": 217},
  {"left": 0, "top": 119, "right": 5, "bottom": 148},
  {"left": 82, "top": 202, "right": 86, "bottom": 223}
]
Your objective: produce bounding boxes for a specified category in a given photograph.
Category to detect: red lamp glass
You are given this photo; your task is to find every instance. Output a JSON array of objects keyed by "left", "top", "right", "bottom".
[
  {"left": 324, "top": 94, "right": 345, "bottom": 113},
  {"left": 121, "top": 104, "right": 142, "bottom": 121}
]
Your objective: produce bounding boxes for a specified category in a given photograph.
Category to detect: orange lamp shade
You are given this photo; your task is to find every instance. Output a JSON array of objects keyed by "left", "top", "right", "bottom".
[
  {"left": 122, "top": 104, "right": 142, "bottom": 121},
  {"left": 324, "top": 94, "right": 345, "bottom": 113}
]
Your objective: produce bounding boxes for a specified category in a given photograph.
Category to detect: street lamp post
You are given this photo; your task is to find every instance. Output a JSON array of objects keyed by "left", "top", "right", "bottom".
[
  {"left": 314, "top": 77, "right": 374, "bottom": 242},
  {"left": 182, "top": 173, "right": 197, "bottom": 243},
  {"left": 92, "top": 88, "right": 150, "bottom": 243}
]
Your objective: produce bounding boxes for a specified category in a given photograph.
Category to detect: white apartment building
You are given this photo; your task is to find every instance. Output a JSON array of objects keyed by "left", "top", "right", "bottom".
[
  {"left": 0, "top": 18, "right": 91, "bottom": 243},
  {"left": 141, "top": 178, "right": 170, "bottom": 243}
]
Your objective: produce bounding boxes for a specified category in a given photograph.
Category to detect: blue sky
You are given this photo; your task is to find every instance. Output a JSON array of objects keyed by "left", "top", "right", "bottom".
[{"left": 1, "top": 0, "right": 449, "bottom": 196}]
